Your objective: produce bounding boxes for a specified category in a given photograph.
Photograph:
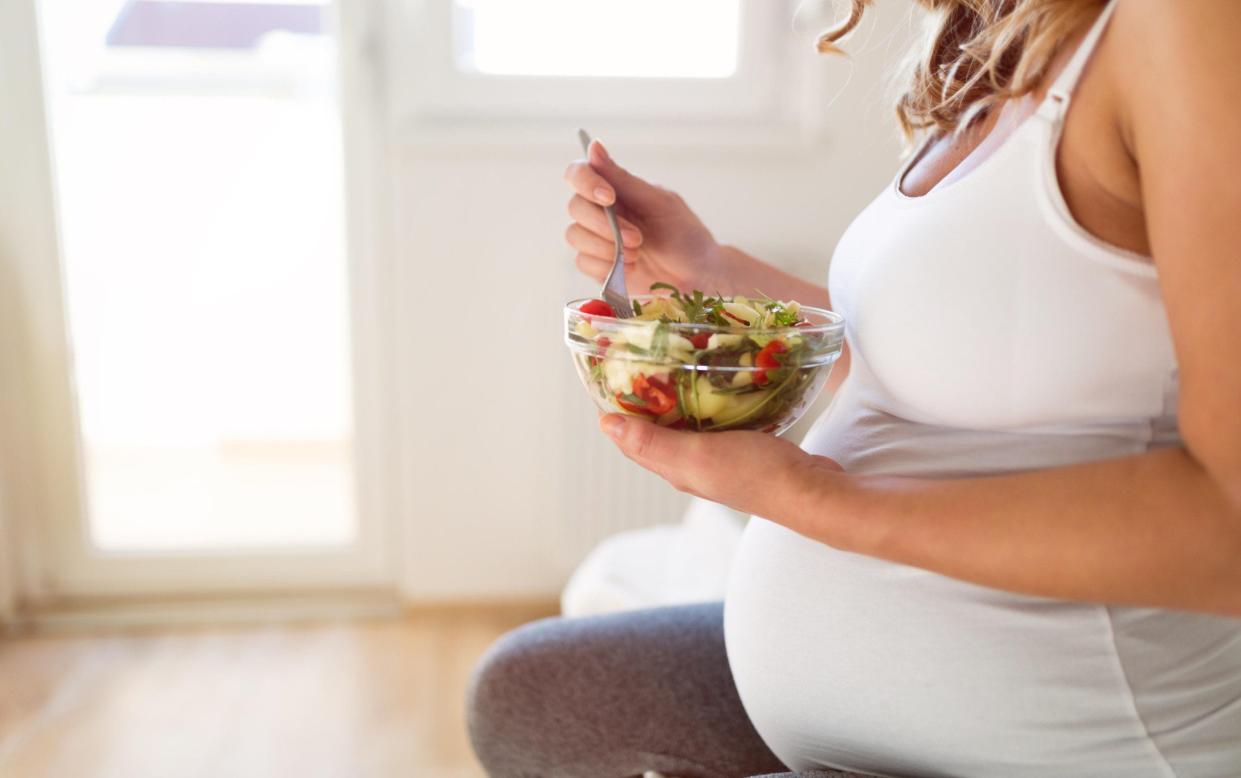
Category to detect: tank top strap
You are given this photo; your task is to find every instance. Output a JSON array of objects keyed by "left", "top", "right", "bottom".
[{"left": 1037, "top": 0, "right": 1119, "bottom": 121}]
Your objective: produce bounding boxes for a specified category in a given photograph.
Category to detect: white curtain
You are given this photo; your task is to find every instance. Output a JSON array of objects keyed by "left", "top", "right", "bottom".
[{"left": 0, "top": 0, "right": 71, "bottom": 626}]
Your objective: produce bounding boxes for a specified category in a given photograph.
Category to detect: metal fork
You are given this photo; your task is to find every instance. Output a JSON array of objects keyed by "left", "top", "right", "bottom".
[{"left": 577, "top": 129, "right": 634, "bottom": 318}]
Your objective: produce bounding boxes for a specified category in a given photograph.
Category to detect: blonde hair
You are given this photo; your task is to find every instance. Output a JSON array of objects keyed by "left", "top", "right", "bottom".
[{"left": 818, "top": 0, "right": 1107, "bottom": 138}]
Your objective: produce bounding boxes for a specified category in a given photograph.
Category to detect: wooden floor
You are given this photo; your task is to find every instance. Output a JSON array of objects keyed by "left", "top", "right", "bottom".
[{"left": 0, "top": 605, "right": 556, "bottom": 778}]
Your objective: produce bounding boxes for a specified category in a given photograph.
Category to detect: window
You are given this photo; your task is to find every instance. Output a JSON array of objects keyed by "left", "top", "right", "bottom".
[
  {"left": 38, "top": 0, "right": 356, "bottom": 552},
  {"left": 395, "top": 0, "right": 798, "bottom": 126},
  {"left": 1, "top": 0, "right": 395, "bottom": 598},
  {"left": 453, "top": 0, "right": 742, "bottom": 79}
]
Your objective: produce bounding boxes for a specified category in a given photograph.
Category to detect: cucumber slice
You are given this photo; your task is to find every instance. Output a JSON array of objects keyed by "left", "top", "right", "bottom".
[{"left": 684, "top": 375, "right": 770, "bottom": 423}]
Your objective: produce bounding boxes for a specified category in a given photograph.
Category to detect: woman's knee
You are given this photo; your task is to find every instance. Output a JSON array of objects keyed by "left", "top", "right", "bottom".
[
  {"left": 466, "top": 616, "right": 588, "bottom": 776},
  {"left": 465, "top": 604, "right": 757, "bottom": 778}
]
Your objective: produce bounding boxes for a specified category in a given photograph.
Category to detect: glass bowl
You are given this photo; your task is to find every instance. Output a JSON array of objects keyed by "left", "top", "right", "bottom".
[{"left": 564, "top": 295, "right": 845, "bottom": 434}]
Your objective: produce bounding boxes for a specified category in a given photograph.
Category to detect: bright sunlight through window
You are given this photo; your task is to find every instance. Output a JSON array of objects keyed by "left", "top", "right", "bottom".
[
  {"left": 453, "top": 0, "right": 743, "bottom": 79},
  {"left": 38, "top": 0, "right": 355, "bottom": 552}
]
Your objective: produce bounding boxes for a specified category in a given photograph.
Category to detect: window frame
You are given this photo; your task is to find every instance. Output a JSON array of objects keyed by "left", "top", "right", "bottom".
[{"left": 0, "top": 0, "right": 404, "bottom": 602}]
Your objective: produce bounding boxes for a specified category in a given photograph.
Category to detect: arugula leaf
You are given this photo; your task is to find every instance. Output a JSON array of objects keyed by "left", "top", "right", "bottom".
[
  {"left": 648, "top": 282, "right": 683, "bottom": 302},
  {"left": 650, "top": 321, "right": 670, "bottom": 359},
  {"left": 709, "top": 383, "right": 765, "bottom": 396},
  {"left": 645, "top": 282, "right": 742, "bottom": 327},
  {"left": 769, "top": 306, "right": 801, "bottom": 328}
]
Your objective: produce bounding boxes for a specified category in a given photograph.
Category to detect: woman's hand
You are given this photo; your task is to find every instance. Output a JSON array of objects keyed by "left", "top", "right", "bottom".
[
  {"left": 564, "top": 140, "right": 729, "bottom": 295},
  {"left": 564, "top": 138, "right": 834, "bottom": 308},
  {"left": 599, "top": 413, "right": 849, "bottom": 536}
]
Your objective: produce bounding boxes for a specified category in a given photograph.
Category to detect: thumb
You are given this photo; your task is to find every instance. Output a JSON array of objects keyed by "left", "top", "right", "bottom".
[
  {"left": 588, "top": 140, "right": 666, "bottom": 212},
  {"left": 600, "top": 413, "right": 678, "bottom": 464},
  {"left": 599, "top": 414, "right": 709, "bottom": 498}
]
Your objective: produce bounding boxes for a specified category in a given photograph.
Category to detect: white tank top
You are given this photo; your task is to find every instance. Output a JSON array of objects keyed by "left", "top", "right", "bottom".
[{"left": 724, "top": 4, "right": 1241, "bottom": 775}]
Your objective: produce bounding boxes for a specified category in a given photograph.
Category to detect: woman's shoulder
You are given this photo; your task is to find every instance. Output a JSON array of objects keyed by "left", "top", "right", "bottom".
[
  {"left": 1054, "top": 0, "right": 1241, "bottom": 196},
  {"left": 1105, "top": 0, "right": 1241, "bottom": 116}
]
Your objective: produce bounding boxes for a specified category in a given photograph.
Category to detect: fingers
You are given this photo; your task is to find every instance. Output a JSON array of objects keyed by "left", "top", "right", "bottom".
[
  {"left": 600, "top": 414, "right": 708, "bottom": 495},
  {"left": 597, "top": 415, "right": 844, "bottom": 531},
  {"left": 565, "top": 223, "right": 617, "bottom": 260},
  {"left": 563, "top": 160, "right": 616, "bottom": 207},
  {"left": 573, "top": 249, "right": 638, "bottom": 282},
  {"left": 586, "top": 140, "right": 656, "bottom": 206},
  {"left": 567, "top": 196, "right": 642, "bottom": 247},
  {"left": 574, "top": 254, "right": 608, "bottom": 282},
  {"left": 565, "top": 139, "right": 671, "bottom": 214},
  {"left": 606, "top": 414, "right": 665, "bottom": 461}
]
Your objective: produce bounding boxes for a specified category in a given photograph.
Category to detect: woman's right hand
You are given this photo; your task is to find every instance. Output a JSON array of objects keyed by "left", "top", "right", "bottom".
[{"left": 564, "top": 139, "right": 727, "bottom": 295}]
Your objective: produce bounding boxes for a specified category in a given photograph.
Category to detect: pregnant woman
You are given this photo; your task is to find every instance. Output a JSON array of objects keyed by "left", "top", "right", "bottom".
[{"left": 468, "top": 1, "right": 1241, "bottom": 775}]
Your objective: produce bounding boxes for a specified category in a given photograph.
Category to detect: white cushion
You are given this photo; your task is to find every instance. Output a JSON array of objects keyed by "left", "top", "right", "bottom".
[{"left": 560, "top": 498, "right": 748, "bottom": 617}]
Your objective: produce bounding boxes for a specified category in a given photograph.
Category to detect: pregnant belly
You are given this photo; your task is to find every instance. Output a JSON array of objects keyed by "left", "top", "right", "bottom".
[{"left": 722, "top": 519, "right": 1241, "bottom": 777}]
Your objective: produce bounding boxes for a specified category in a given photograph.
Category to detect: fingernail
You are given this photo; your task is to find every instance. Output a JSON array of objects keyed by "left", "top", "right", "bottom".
[
  {"left": 621, "top": 229, "right": 641, "bottom": 247},
  {"left": 594, "top": 187, "right": 615, "bottom": 206},
  {"left": 592, "top": 139, "right": 611, "bottom": 163},
  {"left": 600, "top": 415, "right": 626, "bottom": 440}
]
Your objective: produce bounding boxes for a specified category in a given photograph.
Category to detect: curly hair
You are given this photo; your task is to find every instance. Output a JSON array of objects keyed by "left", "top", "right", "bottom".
[{"left": 818, "top": 0, "right": 1108, "bottom": 138}]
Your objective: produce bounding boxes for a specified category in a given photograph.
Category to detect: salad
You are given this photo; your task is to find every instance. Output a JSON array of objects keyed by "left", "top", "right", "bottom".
[{"left": 565, "top": 284, "right": 844, "bottom": 434}]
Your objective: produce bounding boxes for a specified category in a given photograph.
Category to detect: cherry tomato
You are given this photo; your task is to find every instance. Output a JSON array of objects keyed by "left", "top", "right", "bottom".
[
  {"left": 634, "top": 374, "right": 676, "bottom": 416},
  {"left": 580, "top": 299, "right": 616, "bottom": 318},
  {"left": 754, "top": 339, "right": 788, "bottom": 386},
  {"left": 689, "top": 332, "right": 711, "bottom": 349}
]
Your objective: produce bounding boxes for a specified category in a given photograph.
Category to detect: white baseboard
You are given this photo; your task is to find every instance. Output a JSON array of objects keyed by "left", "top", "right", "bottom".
[{"left": 13, "top": 589, "right": 406, "bottom": 633}]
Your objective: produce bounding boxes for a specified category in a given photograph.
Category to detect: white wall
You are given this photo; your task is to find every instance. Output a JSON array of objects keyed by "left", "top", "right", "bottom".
[{"left": 392, "top": 1, "right": 919, "bottom": 600}]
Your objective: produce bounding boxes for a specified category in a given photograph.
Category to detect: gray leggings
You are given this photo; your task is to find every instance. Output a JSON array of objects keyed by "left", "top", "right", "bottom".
[{"left": 466, "top": 602, "right": 866, "bottom": 778}]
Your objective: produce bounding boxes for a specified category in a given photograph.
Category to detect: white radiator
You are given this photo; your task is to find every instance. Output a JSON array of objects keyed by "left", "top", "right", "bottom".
[{"left": 553, "top": 369, "right": 693, "bottom": 568}]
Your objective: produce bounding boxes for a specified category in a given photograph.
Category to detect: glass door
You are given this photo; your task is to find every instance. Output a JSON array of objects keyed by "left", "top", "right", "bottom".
[{"left": 22, "top": 0, "right": 394, "bottom": 595}]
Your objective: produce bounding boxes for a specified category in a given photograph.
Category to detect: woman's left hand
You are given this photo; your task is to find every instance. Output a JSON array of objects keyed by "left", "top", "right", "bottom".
[{"left": 599, "top": 413, "right": 847, "bottom": 529}]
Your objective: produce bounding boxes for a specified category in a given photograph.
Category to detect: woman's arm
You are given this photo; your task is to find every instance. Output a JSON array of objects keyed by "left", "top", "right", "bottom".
[
  {"left": 600, "top": 413, "right": 1241, "bottom": 617},
  {"left": 811, "top": 449, "right": 1241, "bottom": 615},
  {"left": 1118, "top": 0, "right": 1241, "bottom": 510},
  {"left": 598, "top": 1, "right": 1241, "bottom": 618}
]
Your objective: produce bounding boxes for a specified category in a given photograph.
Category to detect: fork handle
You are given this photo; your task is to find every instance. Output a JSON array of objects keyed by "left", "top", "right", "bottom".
[{"left": 578, "top": 129, "right": 633, "bottom": 317}]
